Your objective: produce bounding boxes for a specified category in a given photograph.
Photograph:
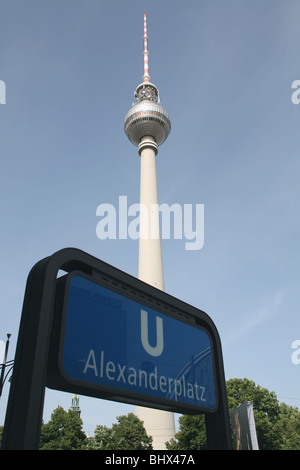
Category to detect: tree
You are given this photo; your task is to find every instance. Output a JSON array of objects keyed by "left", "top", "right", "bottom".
[
  {"left": 88, "top": 412, "right": 153, "bottom": 450},
  {"left": 166, "top": 378, "right": 300, "bottom": 450},
  {"left": 275, "top": 402, "right": 300, "bottom": 450},
  {"left": 226, "top": 378, "right": 281, "bottom": 450},
  {"left": 40, "top": 406, "right": 87, "bottom": 450},
  {"left": 166, "top": 414, "right": 207, "bottom": 450}
]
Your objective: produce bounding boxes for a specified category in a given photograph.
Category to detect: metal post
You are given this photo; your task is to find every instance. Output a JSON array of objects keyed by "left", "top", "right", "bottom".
[
  {"left": 1, "top": 248, "right": 110, "bottom": 449},
  {"left": 0, "top": 334, "right": 11, "bottom": 397},
  {"left": 1, "top": 257, "right": 52, "bottom": 449},
  {"left": 205, "top": 332, "right": 232, "bottom": 450}
]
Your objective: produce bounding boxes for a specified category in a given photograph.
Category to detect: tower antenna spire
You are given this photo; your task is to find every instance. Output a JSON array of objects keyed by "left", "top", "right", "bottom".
[{"left": 143, "top": 13, "right": 150, "bottom": 83}]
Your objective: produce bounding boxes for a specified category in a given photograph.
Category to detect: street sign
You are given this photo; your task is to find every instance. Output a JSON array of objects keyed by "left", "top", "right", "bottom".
[
  {"left": 1, "top": 248, "right": 231, "bottom": 449},
  {"left": 58, "top": 273, "right": 217, "bottom": 413}
]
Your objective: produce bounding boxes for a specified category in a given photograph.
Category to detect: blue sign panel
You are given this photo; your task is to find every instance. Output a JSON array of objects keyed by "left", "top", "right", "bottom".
[{"left": 59, "top": 274, "right": 217, "bottom": 412}]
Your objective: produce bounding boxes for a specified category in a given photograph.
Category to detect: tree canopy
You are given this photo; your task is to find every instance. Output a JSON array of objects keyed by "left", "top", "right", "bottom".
[
  {"left": 1, "top": 377, "right": 298, "bottom": 450},
  {"left": 87, "top": 412, "right": 153, "bottom": 450},
  {"left": 228, "top": 377, "right": 284, "bottom": 449},
  {"left": 39, "top": 406, "right": 87, "bottom": 450},
  {"left": 166, "top": 378, "right": 300, "bottom": 450},
  {"left": 39, "top": 408, "right": 152, "bottom": 451}
]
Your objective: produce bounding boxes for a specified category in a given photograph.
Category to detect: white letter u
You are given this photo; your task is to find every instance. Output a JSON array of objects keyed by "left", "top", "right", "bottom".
[{"left": 140, "top": 309, "right": 164, "bottom": 357}]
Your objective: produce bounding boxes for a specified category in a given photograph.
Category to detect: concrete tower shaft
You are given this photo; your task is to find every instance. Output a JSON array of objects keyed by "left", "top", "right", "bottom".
[{"left": 124, "top": 13, "right": 175, "bottom": 450}]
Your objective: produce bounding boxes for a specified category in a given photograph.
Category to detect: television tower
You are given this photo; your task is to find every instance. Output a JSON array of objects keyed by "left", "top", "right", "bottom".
[{"left": 124, "top": 14, "right": 175, "bottom": 449}]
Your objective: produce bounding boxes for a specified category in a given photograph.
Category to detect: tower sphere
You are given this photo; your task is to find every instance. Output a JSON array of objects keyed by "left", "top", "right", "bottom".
[{"left": 124, "top": 82, "right": 171, "bottom": 148}]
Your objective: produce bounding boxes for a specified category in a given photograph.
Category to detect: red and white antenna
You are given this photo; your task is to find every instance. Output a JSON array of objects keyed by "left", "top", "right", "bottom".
[{"left": 143, "top": 13, "right": 150, "bottom": 83}]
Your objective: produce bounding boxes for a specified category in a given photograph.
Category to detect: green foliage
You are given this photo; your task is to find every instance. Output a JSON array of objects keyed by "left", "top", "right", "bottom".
[
  {"left": 166, "top": 414, "right": 207, "bottom": 450},
  {"left": 88, "top": 412, "right": 153, "bottom": 450},
  {"left": 226, "top": 378, "right": 281, "bottom": 450},
  {"left": 276, "top": 402, "right": 300, "bottom": 450},
  {"left": 3, "top": 378, "right": 299, "bottom": 450},
  {"left": 39, "top": 406, "right": 87, "bottom": 450},
  {"left": 166, "top": 378, "right": 300, "bottom": 450}
]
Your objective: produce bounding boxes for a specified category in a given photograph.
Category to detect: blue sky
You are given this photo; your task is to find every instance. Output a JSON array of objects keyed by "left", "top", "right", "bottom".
[{"left": 1, "top": 0, "right": 300, "bottom": 436}]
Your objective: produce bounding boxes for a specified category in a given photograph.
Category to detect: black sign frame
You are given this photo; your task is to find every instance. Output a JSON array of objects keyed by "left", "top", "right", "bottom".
[{"left": 1, "top": 248, "right": 232, "bottom": 450}]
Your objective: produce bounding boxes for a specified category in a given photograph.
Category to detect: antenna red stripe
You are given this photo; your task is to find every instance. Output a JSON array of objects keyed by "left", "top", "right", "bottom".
[{"left": 143, "top": 13, "right": 150, "bottom": 82}]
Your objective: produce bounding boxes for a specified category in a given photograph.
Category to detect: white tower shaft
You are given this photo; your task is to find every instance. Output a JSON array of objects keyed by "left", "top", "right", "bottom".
[
  {"left": 136, "top": 136, "right": 175, "bottom": 450},
  {"left": 124, "top": 13, "right": 175, "bottom": 450},
  {"left": 138, "top": 138, "right": 164, "bottom": 289}
]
